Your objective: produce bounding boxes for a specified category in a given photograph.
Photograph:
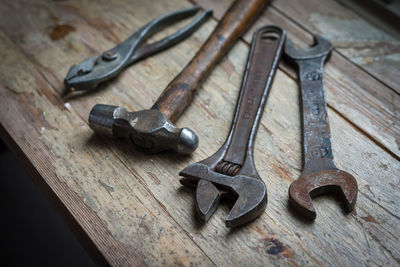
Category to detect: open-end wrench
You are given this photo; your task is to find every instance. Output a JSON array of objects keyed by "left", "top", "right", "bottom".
[
  {"left": 284, "top": 35, "right": 358, "bottom": 220},
  {"left": 180, "top": 26, "right": 285, "bottom": 227}
]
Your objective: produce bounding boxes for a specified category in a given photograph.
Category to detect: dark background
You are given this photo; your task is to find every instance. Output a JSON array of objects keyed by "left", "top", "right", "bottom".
[{"left": 0, "top": 139, "right": 96, "bottom": 267}]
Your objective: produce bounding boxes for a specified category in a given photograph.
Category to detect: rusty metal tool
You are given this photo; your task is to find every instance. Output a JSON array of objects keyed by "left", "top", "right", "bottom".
[
  {"left": 284, "top": 35, "right": 358, "bottom": 220},
  {"left": 63, "top": 6, "right": 212, "bottom": 98},
  {"left": 89, "top": 0, "right": 270, "bottom": 154},
  {"left": 180, "top": 26, "right": 285, "bottom": 227}
]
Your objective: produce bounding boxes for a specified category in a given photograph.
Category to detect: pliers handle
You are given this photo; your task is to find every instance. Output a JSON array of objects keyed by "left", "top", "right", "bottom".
[{"left": 63, "top": 6, "right": 212, "bottom": 98}]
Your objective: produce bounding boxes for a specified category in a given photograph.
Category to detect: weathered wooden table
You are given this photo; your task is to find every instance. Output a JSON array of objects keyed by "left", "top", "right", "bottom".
[{"left": 1, "top": 0, "right": 399, "bottom": 265}]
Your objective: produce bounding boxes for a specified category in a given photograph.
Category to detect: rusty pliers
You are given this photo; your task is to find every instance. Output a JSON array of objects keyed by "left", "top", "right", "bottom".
[{"left": 63, "top": 6, "right": 212, "bottom": 98}]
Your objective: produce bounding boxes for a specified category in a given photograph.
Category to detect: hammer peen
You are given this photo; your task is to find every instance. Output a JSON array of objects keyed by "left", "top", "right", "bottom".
[{"left": 89, "top": 0, "right": 270, "bottom": 154}]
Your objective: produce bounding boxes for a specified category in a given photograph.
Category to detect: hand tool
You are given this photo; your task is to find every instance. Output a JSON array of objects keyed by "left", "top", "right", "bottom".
[
  {"left": 180, "top": 25, "right": 285, "bottom": 227},
  {"left": 284, "top": 35, "right": 358, "bottom": 220},
  {"left": 63, "top": 6, "right": 212, "bottom": 98},
  {"left": 89, "top": 0, "right": 270, "bottom": 154}
]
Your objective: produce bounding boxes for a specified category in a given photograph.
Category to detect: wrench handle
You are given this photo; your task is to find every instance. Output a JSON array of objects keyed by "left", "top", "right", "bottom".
[
  {"left": 223, "top": 26, "right": 285, "bottom": 166},
  {"left": 152, "top": 0, "right": 269, "bottom": 122},
  {"left": 298, "top": 57, "right": 336, "bottom": 174}
]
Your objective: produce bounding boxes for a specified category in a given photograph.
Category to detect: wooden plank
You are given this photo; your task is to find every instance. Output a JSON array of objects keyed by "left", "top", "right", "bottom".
[
  {"left": 194, "top": 0, "right": 400, "bottom": 159},
  {"left": 272, "top": 0, "right": 400, "bottom": 94},
  {"left": 0, "top": 0, "right": 399, "bottom": 265}
]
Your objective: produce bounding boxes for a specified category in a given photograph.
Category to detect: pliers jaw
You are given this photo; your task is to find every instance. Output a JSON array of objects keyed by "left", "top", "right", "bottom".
[
  {"left": 63, "top": 6, "right": 212, "bottom": 99},
  {"left": 63, "top": 50, "right": 123, "bottom": 98},
  {"left": 63, "top": 56, "right": 99, "bottom": 97}
]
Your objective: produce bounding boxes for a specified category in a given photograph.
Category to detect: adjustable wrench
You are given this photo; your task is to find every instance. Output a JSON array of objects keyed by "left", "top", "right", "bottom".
[
  {"left": 284, "top": 35, "right": 358, "bottom": 219},
  {"left": 180, "top": 26, "right": 285, "bottom": 227}
]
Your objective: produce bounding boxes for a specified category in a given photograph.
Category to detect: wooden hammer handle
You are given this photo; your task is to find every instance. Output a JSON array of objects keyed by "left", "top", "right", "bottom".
[{"left": 151, "top": 0, "right": 269, "bottom": 122}]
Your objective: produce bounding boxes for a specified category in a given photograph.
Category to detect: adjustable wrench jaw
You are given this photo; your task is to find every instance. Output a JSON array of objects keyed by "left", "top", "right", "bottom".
[
  {"left": 180, "top": 139, "right": 264, "bottom": 226},
  {"left": 180, "top": 163, "right": 267, "bottom": 227}
]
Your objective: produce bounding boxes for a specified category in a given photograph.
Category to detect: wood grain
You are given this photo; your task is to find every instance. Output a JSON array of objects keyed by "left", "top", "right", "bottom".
[{"left": 0, "top": 0, "right": 399, "bottom": 266}]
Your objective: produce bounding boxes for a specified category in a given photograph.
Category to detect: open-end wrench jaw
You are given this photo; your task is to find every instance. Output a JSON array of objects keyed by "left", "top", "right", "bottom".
[
  {"left": 289, "top": 170, "right": 358, "bottom": 219},
  {"left": 179, "top": 163, "right": 267, "bottom": 227},
  {"left": 284, "top": 35, "right": 333, "bottom": 61}
]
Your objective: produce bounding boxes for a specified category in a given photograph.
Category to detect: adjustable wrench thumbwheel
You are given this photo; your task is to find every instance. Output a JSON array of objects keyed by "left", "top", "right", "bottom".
[
  {"left": 180, "top": 25, "right": 285, "bottom": 227},
  {"left": 284, "top": 35, "right": 358, "bottom": 219}
]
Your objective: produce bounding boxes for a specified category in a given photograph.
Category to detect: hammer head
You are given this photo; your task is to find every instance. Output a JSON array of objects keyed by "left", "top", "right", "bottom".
[
  {"left": 284, "top": 35, "right": 333, "bottom": 61},
  {"left": 180, "top": 163, "right": 267, "bottom": 227},
  {"left": 289, "top": 170, "right": 358, "bottom": 219},
  {"left": 89, "top": 104, "right": 199, "bottom": 154}
]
